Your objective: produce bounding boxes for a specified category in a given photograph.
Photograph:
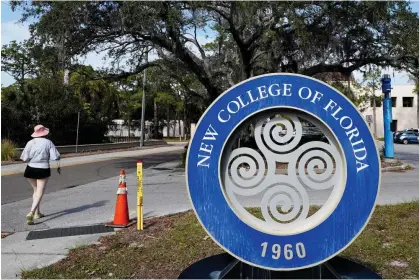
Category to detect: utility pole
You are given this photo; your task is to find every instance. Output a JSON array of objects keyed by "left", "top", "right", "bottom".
[
  {"left": 59, "top": 30, "right": 80, "bottom": 152},
  {"left": 140, "top": 52, "right": 148, "bottom": 147},
  {"left": 382, "top": 74, "right": 394, "bottom": 158}
]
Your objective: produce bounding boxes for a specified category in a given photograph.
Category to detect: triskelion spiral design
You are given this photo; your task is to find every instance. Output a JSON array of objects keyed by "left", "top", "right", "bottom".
[{"left": 223, "top": 113, "right": 342, "bottom": 231}]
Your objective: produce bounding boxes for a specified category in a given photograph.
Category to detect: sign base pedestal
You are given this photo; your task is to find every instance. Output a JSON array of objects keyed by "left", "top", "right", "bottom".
[{"left": 178, "top": 253, "right": 381, "bottom": 279}]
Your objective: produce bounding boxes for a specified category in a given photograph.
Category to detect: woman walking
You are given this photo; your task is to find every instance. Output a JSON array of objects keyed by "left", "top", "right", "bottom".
[{"left": 20, "top": 125, "right": 60, "bottom": 225}]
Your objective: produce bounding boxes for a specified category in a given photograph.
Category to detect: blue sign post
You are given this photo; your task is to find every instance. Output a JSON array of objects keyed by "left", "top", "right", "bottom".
[
  {"left": 381, "top": 74, "right": 394, "bottom": 158},
  {"left": 186, "top": 74, "right": 381, "bottom": 272}
]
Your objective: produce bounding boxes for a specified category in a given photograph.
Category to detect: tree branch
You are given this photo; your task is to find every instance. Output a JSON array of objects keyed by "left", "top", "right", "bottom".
[{"left": 92, "top": 60, "right": 162, "bottom": 81}]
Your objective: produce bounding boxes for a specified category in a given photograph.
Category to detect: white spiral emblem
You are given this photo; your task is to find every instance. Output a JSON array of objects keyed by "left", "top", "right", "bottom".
[
  {"left": 225, "top": 148, "right": 267, "bottom": 196},
  {"left": 289, "top": 141, "right": 340, "bottom": 190},
  {"left": 261, "top": 185, "right": 309, "bottom": 224},
  {"left": 222, "top": 112, "right": 345, "bottom": 234},
  {"left": 255, "top": 115, "right": 302, "bottom": 154}
]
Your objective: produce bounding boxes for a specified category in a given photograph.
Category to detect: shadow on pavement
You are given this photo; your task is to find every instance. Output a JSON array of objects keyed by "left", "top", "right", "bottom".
[{"left": 39, "top": 200, "right": 108, "bottom": 224}]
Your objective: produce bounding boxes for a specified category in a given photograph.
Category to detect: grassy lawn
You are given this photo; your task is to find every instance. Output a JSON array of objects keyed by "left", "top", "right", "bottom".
[{"left": 22, "top": 202, "right": 419, "bottom": 279}]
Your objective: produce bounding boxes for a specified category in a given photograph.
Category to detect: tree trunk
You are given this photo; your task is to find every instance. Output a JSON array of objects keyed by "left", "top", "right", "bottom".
[
  {"left": 167, "top": 105, "right": 170, "bottom": 138},
  {"left": 178, "top": 112, "right": 181, "bottom": 138},
  {"left": 173, "top": 112, "right": 176, "bottom": 137},
  {"left": 154, "top": 100, "right": 158, "bottom": 139},
  {"left": 128, "top": 117, "right": 131, "bottom": 141},
  {"left": 183, "top": 97, "right": 187, "bottom": 139}
]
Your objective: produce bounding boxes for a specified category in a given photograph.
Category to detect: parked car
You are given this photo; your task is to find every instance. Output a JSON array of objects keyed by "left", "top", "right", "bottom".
[
  {"left": 394, "top": 131, "right": 419, "bottom": 144},
  {"left": 393, "top": 131, "right": 403, "bottom": 141},
  {"left": 300, "top": 126, "right": 327, "bottom": 143},
  {"left": 278, "top": 124, "right": 327, "bottom": 143},
  {"left": 406, "top": 128, "right": 419, "bottom": 133}
]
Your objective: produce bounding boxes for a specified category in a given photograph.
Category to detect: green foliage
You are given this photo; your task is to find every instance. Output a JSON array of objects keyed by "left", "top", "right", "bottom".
[
  {"left": 1, "top": 139, "right": 17, "bottom": 161},
  {"left": 1, "top": 40, "right": 37, "bottom": 84},
  {"left": 4, "top": 1, "right": 419, "bottom": 146},
  {"left": 11, "top": 1, "right": 419, "bottom": 102},
  {"left": 1, "top": 70, "right": 115, "bottom": 146},
  {"left": 69, "top": 65, "right": 120, "bottom": 122}
]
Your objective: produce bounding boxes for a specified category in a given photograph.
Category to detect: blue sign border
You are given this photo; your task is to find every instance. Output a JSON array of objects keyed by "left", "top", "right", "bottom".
[{"left": 186, "top": 73, "right": 381, "bottom": 270}]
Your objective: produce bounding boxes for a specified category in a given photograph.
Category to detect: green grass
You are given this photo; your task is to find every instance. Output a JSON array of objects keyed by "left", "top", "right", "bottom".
[
  {"left": 21, "top": 202, "right": 419, "bottom": 279},
  {"left": 1, "top": 139, "right": 17, "bottom": 161},
  {"left": 377, "top": 137, "right": 385, "bottom": 141},
  {"left": 67, "top": 244, "right": 90, "bottom": 253}
]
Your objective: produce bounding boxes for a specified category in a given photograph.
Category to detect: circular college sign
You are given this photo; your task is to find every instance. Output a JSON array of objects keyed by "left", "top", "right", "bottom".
[{"left": 186, "top": 73, "right": 380, "bottom": 270}]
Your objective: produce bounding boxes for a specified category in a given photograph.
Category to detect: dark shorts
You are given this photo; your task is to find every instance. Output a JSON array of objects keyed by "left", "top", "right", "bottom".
[{"left": 24, "top": 165, "right": 51, "bottom": 179}]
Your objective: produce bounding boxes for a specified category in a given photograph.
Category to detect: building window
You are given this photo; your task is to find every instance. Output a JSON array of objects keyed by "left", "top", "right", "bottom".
[
  {"left": 403, "top": 97, "right": 413, "bottom": 107},
  {"left": 391, "top": 97, "right": 397, "bottom": 107},
  {"left": 391, "top": 120, "right": 398, "bottom": 132},
  {"left": 370, "top": 96, "right": 382, "bottom": 107}
]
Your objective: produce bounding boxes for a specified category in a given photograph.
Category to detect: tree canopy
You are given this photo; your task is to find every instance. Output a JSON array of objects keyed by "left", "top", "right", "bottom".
[
  {"left": 12, "top": 1, "right": 419, "bottom": 102},
  {"left": 1, "top": 39, "right": 199, "bottom": 145}
]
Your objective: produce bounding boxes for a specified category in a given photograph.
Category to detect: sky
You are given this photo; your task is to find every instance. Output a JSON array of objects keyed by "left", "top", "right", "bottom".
[{"left": 2, "top": 1, "right": 419, "bottom": 87}]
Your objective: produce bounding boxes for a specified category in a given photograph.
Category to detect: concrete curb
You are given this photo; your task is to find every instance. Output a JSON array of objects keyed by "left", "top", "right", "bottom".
[
  {"left": 15, "top": 140, "right": 168, "bottom": 154},
  {"left": 381, "top": 164, "right": 413, "bottom": 172},
  {"left": 151, "top": 160, "right": 181, "bottom": 170}
]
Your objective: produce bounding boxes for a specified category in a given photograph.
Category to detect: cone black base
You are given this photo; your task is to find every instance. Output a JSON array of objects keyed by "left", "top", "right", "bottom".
[{"left": 104, "top": 220, "right": 136, "bottom": 228}]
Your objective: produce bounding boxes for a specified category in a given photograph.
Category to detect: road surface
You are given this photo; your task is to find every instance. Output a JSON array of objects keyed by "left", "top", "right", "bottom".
[
  {"left": 393, "top": 142, "right": 419, "bottom": 166},
  {"left": 1, "top": 151, "right": 183, "bottom": 205}
]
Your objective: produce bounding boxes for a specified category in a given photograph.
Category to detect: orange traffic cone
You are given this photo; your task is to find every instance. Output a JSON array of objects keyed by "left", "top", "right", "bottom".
[{"left": 105, "top": 169, "right": 135, "bottom": 228}]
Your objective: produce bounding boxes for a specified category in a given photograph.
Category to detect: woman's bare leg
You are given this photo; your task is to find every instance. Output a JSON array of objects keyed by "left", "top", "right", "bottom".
[
  {"left": 27, "top": 179, "right": 38, "bottom": 214},
  {"left": 30, "top": 178, "right": 48, "bottom": 213}
]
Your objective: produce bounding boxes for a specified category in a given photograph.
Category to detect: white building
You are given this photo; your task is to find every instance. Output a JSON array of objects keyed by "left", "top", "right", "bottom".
[
  {"left": 106, "top": 119, "right": 154, "bottom": 137},
  {"left": 360, "top": 85, "right": 418, "bottom": 138},
  {"left": 106, "top": 119, "right": 186, "bottom": 138}
]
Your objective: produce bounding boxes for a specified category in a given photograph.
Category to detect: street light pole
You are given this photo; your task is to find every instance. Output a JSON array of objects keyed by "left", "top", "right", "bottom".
[
  {"left": 381, "top": 74, "right": 394, "bottom": 158},
  {"left": 140, "top": 52, "right": 148, "bottom": 147}
]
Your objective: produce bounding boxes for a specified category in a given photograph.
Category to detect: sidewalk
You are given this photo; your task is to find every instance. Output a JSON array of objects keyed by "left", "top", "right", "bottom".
[
  {"left": 1, "top": 144, "right": 185, "bottom": 176},
  {"left": 1, "top": 161, "right": 189, "bottom": 278}
]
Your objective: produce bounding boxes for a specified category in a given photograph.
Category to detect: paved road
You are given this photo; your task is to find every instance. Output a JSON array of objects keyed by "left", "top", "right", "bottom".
[
  {"left": 1, "top": 151, "right": 183, "bottom": 205},
  {"left": 393, "top": 142, "right": 419, "bottom": 166}
]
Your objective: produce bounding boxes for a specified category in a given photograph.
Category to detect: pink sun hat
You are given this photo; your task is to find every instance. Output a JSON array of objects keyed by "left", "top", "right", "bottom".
[{"left": 31, "top": 124, "right": 50, "bottom": 138}]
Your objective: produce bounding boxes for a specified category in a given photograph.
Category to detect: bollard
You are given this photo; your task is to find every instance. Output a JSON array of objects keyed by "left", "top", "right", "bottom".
[{"left": 137, "top": 160, "right": 144, "bottom": 230}]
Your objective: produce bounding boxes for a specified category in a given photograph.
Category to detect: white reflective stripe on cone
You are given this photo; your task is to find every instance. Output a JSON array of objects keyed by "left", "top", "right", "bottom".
[{"left": 116, "top": 188, "right": 127, "bottom": 195}]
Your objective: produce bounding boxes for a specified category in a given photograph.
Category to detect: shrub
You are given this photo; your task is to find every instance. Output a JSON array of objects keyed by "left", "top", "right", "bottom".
[{"left": 1, "top": 139, "right": 17, "bottom": 161}]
